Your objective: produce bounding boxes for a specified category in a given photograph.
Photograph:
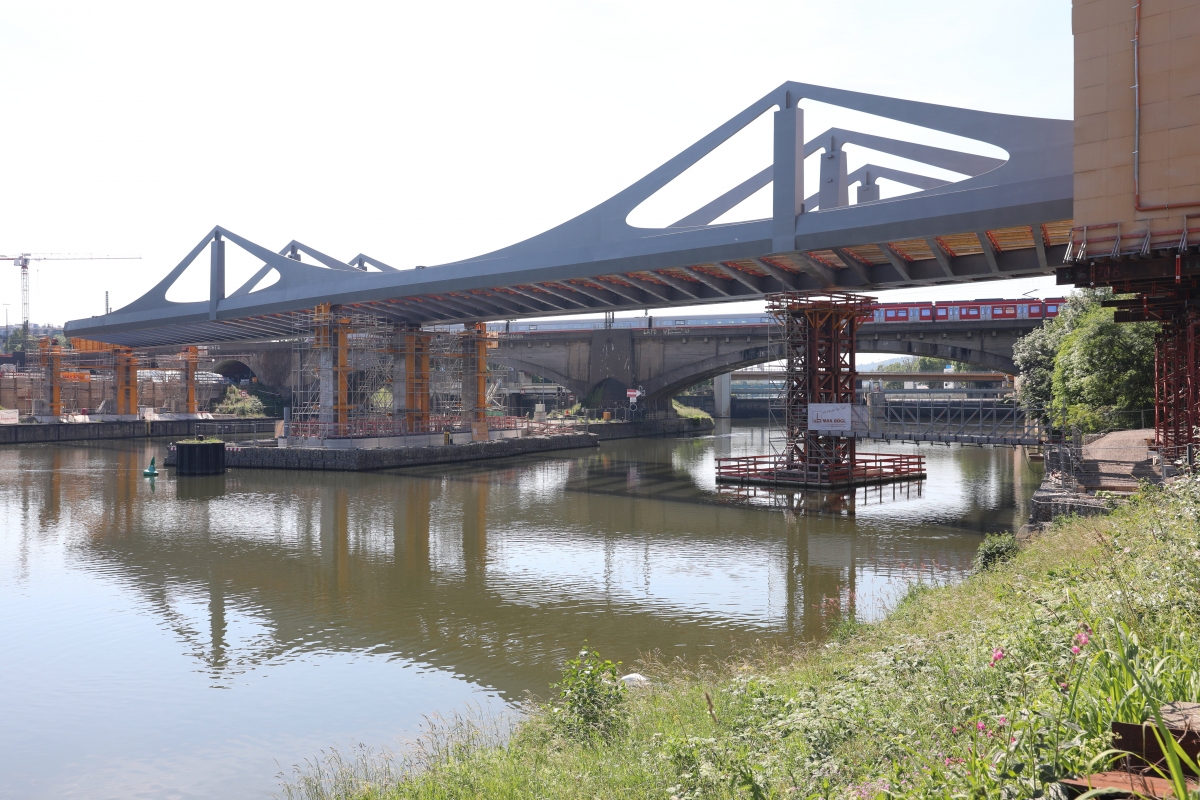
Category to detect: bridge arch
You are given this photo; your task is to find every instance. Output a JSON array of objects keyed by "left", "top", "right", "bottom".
[{"left": 212, "top": 359, "right": 257, "bottom": 382}]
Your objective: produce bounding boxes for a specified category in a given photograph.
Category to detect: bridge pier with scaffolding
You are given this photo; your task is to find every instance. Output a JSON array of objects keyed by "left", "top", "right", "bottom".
[{"left": 716, "top": 292, "right": 926, "bottom": 489}]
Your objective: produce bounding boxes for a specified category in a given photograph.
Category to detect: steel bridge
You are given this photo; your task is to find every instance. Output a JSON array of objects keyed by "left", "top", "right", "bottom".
[{"left": 66, "top": 82, "right": 1072, "bottom": 348}]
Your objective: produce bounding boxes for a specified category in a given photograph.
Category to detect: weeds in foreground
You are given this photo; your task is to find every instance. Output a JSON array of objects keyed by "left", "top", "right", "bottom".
[{"left": 280, "top": 476, "right": 1200, "bottom": 799}]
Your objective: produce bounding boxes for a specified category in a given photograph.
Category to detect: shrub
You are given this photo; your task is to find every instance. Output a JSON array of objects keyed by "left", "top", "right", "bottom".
[
  {"left": 973, "top": 532, "right": 1019, "bottom": 572},
  {"left": 548, "top": 647, "right": 626, "bottom": 743},
  {"left": 215, "top": 386, "right": 265, "bottom": 417}
]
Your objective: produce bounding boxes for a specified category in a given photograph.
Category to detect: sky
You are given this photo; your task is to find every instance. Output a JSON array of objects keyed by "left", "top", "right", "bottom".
[{"left": 0, "top": 0, "right": 1074, "bottom": 335}]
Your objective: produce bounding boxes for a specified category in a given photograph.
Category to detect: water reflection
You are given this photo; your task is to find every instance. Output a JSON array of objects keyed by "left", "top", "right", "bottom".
[{"left": 0, "top": 425, "right": 1040, "bottom": 798}]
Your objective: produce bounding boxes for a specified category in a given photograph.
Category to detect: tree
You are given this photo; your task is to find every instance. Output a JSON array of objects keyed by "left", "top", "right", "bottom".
[
  {"left": 1012, "top": 289, "right": 1156, "bottom": 431},
  {"left": 1051, "top": 305, "right": 1156, "bottom": 431}
]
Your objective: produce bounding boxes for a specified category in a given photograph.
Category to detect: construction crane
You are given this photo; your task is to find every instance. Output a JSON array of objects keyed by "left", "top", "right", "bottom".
[{"left": 0, "top": 253, "right": 140, "bottom": 338}]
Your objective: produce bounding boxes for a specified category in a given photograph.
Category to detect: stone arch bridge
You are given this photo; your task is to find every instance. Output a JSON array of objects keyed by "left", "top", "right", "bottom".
[{"left": 499, "top": 318, "right": 1035, "bottom": 406}]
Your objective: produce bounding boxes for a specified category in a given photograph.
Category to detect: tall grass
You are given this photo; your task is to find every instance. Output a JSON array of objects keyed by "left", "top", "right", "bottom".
[{"left": 280, "top": 476, "right": 1200, "bottom": 799}]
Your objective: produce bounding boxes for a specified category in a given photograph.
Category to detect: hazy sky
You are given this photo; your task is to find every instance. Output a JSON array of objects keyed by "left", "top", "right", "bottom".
[{"left": 1, "top": 1, "right": 1073, "bottom": 330}]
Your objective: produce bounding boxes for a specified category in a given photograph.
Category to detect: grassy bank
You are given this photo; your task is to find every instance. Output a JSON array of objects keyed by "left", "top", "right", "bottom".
[{"left": 282, "top": 477, "right": 1200, "bottom": 799}]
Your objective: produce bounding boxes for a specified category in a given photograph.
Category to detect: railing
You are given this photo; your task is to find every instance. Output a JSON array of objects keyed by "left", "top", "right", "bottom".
[
  {"left": 195, "top": 420, "right": 281, "bottom": 447},
  {"left": 716, "top": 452, "right": 926, "bottom": 486}
]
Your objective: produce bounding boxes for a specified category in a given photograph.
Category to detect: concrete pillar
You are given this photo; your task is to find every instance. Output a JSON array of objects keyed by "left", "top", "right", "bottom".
[
  {"left": 182, "top": 346, "right": 198, "bottom": 414},
  {"left": 819, "top": 136, "right": 849, "bottom": 210},
  {"left": 772, "top": 94, "right": 804, "bottom": 253},
  {"left": 713, "top": 372, "right": 731, "bottom": 418},
  {"left": 318, "top": 346, "right": 335, "bottom": 425},
  {"left": 209, "top": 236, "right": 225, "bottom": 321}
]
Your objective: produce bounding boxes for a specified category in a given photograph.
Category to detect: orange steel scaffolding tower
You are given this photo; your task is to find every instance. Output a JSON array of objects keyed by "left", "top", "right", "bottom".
[{"left": 715, "top": 292, "right": 925, "bottom": 488}]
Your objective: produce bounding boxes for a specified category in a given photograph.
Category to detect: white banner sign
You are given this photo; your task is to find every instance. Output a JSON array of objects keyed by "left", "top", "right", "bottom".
[
  {"left": 0, "top": 409, "right": 18, "bottom": 425},
  {"left": 808, "top": 403, "right": 852, "bottom": 432}
]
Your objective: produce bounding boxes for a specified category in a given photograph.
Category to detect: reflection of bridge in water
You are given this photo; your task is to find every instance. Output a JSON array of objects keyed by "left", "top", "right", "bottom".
[{"left": 5, "top": 437, "right": 1028, "bottom": 698}]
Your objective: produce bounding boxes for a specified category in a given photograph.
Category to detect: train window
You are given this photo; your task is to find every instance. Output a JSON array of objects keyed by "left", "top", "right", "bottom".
[
  {"left": 1030, "top": 305, "right": 1042, "bottom": 315},
  {"left": 885, "top": 309, "right": 895, "bottom": 318},
  {"left": 760, "top": 317, "right": 769, "bottom": 323},
  {"left": 1047, "top": 305, "right": 1058, "bottom": 313},
  {"left": 992, "top": 307, "right": 1001, "bottom": 315},
  {"left": 936, "top": 308, "right": 948, "bottom": 317},
  {"left": 675, "top": 320, "right": 686, "bottom": 325},
  {"left": 920, "top": 308, "right": 931, "bottom": 318},
  {"left": 897, "top": 309, "right": 908, "bottom": 318},
  {"left": 967, "top": 307, "right": 979, "bottom": 315},
  {"left": 1005, "top": 306, "right": 1015, "bottom": 314},
  {"left": 528, "top": 325, "right": 537, "bottom": 330}
]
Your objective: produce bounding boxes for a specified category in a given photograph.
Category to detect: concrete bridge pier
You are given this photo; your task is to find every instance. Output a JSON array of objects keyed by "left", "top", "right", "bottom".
[{"left": 713, "top": 373, "right": 731, "bottom": 418}]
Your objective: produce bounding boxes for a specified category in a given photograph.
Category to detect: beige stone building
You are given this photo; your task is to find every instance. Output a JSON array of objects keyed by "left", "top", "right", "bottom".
[{"left": 1074, "top": 0, "right": 1200, "bottom": 251}]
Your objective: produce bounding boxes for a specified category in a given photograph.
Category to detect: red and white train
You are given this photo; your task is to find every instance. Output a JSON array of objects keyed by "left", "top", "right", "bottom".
[
  {"left": 497, "top": 298, "right": 1065, "bottom": 333},
  {"left": 869, "top": 298, "right": 1065, "bottom": 323}
]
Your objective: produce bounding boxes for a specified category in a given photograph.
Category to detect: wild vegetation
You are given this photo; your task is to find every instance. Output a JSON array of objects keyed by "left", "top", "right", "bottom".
[
  {"left": 215, "top": 385, "right": 266, "bottom": 417},
  {"left": 279, "top": 476, "right": 1200, "bottom": 799},
  {"left": 672, "top": 399, "right": 713, "bottom": 421},
  {"left": 1013, "top": 290, "right": 1156, "bottom": 432}
]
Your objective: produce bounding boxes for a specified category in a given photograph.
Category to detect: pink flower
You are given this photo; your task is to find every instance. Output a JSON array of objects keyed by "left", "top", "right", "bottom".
[
  {"left": 977, "top": 721, "right": 986, "bottom": 731},
  {"left": 1011, "top": 736, "right": 1017, "bottom": 743},
  {"left": 1075, "top": 630, "right": 1089, "bottom": 647},
  {"left": 989, "top": 647, "right": 1006, "bottom": 667},
  {"left": 952, "top": 726, "right": 959, "bottom": 734},
  {"left": 998, "top": 716, "right": 1008, "bottom": 726},
  {"left": 944, "top": 757, "right": 951, "bottom": 765},
  {"left": 1071, "top": 646, "right": 1081, "bottom": 655}
]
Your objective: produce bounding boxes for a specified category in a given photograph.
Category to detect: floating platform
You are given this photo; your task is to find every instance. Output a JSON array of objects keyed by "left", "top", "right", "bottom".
[{"left": 715, "top": 452, "right": 926, "bottom": 489}]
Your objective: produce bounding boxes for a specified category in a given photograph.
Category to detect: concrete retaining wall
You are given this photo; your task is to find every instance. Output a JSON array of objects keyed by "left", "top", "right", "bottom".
[
  {"left": 587, "top": 417, "right": 714, "bottom": 440},
  {"left": 168, "top": 432, "right": 599, "bottom": 472},
  {"left": 0, "top": 420, "right": 198, "bottom": 445}
]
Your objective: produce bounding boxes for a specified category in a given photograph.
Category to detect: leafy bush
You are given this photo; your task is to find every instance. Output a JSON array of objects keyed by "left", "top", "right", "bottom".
[
  {"left": 548, "top": 647, "right": 626, "bottom": 743},
  {"left": 973, "top": 532, "right": 1019, "bottom": 572},
  {"left": 215, "top": 386, "right": 265, "bottom": 417}
]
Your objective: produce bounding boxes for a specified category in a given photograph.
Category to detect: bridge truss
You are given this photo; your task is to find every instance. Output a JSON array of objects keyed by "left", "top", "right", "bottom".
[{"left": 67, "top": 82, "right": 1073, "bottom": 349}]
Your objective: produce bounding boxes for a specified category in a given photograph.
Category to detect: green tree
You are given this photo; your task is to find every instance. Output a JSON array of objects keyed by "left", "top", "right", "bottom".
[
  {"left": 1052, "top": 305, "right": 1155, "bottom": 431},
  {"left": 1012, "top": 290, "right": 1156, "bottom": 431}
]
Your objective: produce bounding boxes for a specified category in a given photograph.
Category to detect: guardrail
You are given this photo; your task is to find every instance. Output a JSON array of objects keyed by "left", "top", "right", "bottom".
[{"left": 716, "top": 452, "right": 926, "bottom": 487}]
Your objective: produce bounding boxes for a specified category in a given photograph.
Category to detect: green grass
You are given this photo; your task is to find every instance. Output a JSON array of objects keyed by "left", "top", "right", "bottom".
[
  {"left": 672, "top": 399, "right": 713, "bottom": 422},
  {"left": 279, "top": 477, "right": 1200, "bottom": 799}
]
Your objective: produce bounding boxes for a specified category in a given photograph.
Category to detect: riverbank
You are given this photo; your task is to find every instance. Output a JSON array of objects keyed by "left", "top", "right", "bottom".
[{"left": 284, "top": 476, "right": 1200, "bottom": 799}]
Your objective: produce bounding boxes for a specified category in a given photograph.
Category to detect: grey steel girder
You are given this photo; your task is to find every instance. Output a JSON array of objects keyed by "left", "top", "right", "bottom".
[{"left": 66, "top": 81, "right": 1072, "bottom": 348}]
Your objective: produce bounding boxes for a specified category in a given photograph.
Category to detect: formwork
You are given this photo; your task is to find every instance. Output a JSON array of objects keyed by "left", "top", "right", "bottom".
[{"left": 716, "top": 292, "right": 926, "bottom": 489}]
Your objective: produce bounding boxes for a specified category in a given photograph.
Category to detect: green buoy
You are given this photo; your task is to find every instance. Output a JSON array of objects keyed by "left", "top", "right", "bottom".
[{"left": 143, "top": 457, "right": 158, "bottom": 478}]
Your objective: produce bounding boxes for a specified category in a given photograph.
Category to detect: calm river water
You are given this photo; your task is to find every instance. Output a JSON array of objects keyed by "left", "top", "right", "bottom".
[{"left": 0, "top": 422, "right": 1040, "bottom": 799}]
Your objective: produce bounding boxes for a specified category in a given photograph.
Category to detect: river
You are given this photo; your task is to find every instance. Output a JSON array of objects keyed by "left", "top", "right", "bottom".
[{"left": 0, "top": 421, "right": 1040, "bottom": 799}]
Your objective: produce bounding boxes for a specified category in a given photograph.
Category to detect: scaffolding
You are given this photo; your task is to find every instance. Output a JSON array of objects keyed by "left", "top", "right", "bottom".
[
  {"left": 718, "top": 292, "right": 926, "bottom": 488},
  {"left": 290, "top": 304, "right": 395, "bottom": 438},
  {"left": 1155, "top": 309, "right": 1199, "bottom": 464},
  {"left": 23, "top": 338, "right": 219, "bottom": 418}
]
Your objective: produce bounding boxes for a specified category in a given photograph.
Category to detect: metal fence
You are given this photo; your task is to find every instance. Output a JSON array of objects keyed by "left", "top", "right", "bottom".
[{"left": 195, "top": 420, "right": 281, "bottom": 447}]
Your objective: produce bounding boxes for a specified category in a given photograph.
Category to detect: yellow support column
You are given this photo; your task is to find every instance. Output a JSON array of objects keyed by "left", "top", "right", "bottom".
[
  {"left": 39, "top": 338, "right": 62, "bottom": 417},
  {"left": 400, "top": 328, "right": 430, "bottom": 433},
  {"left": 115, "top": 348, "right": 138, "bottom": 417},
  {"left": 182, "top": 346, "right": 198, "bottom": 414}
]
